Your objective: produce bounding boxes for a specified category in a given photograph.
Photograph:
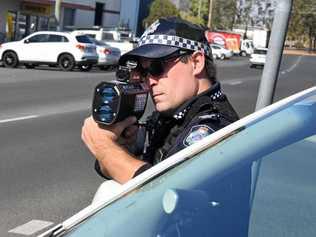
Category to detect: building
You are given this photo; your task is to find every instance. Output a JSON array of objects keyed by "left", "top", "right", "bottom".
[{"left": 0, "top": 0, "right": 121, "bottom": 42}]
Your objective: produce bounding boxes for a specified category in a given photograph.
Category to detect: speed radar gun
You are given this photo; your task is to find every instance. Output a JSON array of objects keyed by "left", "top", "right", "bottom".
[{"left": 92, "top": 64, "right": 149, "bottom": 125}]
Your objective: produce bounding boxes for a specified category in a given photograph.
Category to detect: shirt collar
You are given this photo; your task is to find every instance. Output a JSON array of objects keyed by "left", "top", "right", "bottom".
[{"left": 172, "top": 81, "right": 222, "bottom": 120}]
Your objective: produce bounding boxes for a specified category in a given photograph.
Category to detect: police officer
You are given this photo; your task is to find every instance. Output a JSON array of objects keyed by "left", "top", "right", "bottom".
[{"left": 82, "top": 17, "right": 251, "bottom": 235}]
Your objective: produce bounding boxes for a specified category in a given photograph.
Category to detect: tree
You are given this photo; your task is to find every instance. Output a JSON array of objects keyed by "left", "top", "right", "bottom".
[
  {"left": 180, "top": 0, "right": 238, "bottom": 30},
  {"left": 143, "top": 0, "right": 180, "bottom": 27},
  {"left": 288, "top": 0, "right": 316, "bottom": 49},
  {"left": 178, "top": 0, "right": 209, "bottom": 26},
  {"left": 235, "top": 0, "right": 254, "bottom": 39},
  {"left": 211, "top": 0, "right": 238, "bottom": 30}
]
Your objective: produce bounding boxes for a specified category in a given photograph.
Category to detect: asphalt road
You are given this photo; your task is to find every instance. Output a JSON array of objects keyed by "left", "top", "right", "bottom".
[{"left": 0, "top": 55, "right": 315, "bottom": 236}]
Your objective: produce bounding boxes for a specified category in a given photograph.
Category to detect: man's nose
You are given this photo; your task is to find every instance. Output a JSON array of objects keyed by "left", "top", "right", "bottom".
[{"left": 147, "top": 75, "right": 159, "bottom": 87}]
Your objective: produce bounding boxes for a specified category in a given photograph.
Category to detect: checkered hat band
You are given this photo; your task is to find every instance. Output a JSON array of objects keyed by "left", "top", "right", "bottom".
[{"left": 138, "top": 34, "right": 211, "bottom": 57}]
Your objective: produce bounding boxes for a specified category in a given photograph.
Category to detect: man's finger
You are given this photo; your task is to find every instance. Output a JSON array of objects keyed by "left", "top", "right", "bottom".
[
  {"left": 123, "top": 125, "right": 138, "bottom": 138},
  {"left": 114, "top": 116, "right": 137, "bottom": 135}
]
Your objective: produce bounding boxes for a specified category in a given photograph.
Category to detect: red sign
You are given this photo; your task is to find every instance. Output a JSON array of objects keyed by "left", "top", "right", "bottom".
[{"left": 206, "top": 31, "right": 241, "bottom": 54}]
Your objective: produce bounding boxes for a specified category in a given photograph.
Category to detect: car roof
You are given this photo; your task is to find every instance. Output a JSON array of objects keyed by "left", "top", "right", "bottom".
[
  {"left": 29, "top": 31, "right": 72, "bottom": 36},
  {"left": 32, "top": 31, "right": 68, "bottom": 34}
]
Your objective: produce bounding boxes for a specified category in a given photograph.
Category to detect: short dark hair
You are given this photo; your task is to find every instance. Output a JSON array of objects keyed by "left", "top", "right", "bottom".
[{"left": 180, "top": 54, "right": 217, "bottom": 83}]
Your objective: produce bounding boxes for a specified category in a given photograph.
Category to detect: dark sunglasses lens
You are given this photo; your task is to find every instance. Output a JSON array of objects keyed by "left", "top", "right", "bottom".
[{"left": 148, "top": 61, "right": 164, "bottom": 77}]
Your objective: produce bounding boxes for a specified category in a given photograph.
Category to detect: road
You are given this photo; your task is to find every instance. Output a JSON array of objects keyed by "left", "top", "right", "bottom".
[{"left": 0, "top": 55, "right": 315, "bottom": 236}]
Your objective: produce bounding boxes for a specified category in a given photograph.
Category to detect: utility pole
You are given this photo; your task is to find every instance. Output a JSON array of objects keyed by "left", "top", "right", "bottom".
[
  {"left": 207, "top": 0, "right": 213, "bottom": 29},
  {"left": 55, "top": 0, "right": 62, "bottom": 31}
]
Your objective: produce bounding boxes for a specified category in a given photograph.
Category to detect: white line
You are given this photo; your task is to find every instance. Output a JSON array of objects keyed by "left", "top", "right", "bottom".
[
  {"left": 0, "top": 115, "right": 38, "bottom": 124},
  {"left": 281, "top": 56, "right": 302, "bottom": 74},
  {"left": 223, "top": 80, "right": 243, "bottom": 85},
  {"left": 9, "top": 220, "right": 54, "bottom": 236}
]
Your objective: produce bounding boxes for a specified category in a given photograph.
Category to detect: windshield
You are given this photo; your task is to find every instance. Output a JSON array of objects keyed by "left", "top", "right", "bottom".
[
  {"left": 75, "top": 35, "right": 93, "bottom": 43},
  {"left": 86, "top": 36, "right": 109, "bottom": 46},
  {"left": 254, "top": 49, "right": 267, "bottom": 54},
  {"left": 250, "top": 134, "right": 316, "bottom": 236},
  {"left": 101, "top": 32, "right": 115, "bottom": 41}
]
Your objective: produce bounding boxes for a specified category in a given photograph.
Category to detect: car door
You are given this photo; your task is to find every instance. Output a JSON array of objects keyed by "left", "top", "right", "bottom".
[
  {"left": 19, "top": 33, "right": 49, "bottom": 62},
  {"left": 55, "top": 88, "right": 316, "bottom": 237},
  {"left": 45, "top": 34, "right": 70, "bottom": 62}
]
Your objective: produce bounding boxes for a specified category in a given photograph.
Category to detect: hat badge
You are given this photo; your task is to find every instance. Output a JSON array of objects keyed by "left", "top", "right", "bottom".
[{"left": 141, "top": 20, "right": 160, "bottom": 39}]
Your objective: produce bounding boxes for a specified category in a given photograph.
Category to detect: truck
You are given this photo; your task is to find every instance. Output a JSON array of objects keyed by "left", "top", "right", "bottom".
[
  {"left": 71, "top": 27, "right": 137, "bottom": 55},
  {"left": 206, "top": 31, "right": 254, "bottom": 56},
  {"left": 252, "top": 29, "right": 269, "bottom": 49}
]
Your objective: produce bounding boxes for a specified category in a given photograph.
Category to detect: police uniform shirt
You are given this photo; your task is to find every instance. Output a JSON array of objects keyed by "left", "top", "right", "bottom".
[{"left": 139, "top": 81, "right": 239, "bottom": 168}]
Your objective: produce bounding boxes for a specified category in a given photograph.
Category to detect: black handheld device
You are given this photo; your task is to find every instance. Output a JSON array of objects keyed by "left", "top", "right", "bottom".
[{"left": 92, "top": 80, "right": 149, "bottom": 125}]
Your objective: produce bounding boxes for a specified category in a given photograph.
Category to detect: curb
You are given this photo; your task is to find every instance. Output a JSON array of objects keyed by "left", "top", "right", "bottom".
[{"left": 283, "top": 50, "right": 316, "bottom": 56}]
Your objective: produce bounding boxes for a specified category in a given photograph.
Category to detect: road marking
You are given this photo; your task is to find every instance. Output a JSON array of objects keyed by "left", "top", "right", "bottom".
[
  {"left": 0, "top": 115, "right": 38, "bottom": 124},
  {"left": 223, "top": 80, "right": 243, "bottom": 85},
  {"left": 281, "top": 56, "right": 302, "bottom": 74},
  {"left": 8, "top": 220, "right": 54, "bottom": 236}
]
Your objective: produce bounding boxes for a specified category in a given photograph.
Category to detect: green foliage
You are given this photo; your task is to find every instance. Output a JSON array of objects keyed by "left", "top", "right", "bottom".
[
  {"left": 288, "top": 0, "right": 316, "bottom": 48},
  {"left": 184, "top": 0, "right": 209, "bottom": 26},
  {"left": 180, "top": 0, "right": 237, "bottom": 30},
  {"left": 143, "top": 0, "right": 180, "bottom": 27},
  {"left": 180, "top": 11, "right": 204, "bottom": 25},
  {"left": 212, "top": 0, "right": 237, "bottom": 30}
]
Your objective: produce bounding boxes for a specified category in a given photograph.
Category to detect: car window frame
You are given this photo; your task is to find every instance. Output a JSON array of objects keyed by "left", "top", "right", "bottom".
[
  {"left": 27, "top": 33, "right": 50, "bottom": 43},
  {"left": 48, "top": 34, "right": 69, "bottom": 43}
]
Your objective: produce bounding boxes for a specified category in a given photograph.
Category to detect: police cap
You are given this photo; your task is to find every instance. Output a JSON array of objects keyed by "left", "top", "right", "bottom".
[{"left": 119, "top": 17, "right": 212, "bottom": 65}]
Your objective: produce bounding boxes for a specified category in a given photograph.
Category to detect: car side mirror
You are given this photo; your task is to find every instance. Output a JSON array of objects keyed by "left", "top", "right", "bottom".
[{"left": 24, "top": 39, "right": 30, "bottom": 44}]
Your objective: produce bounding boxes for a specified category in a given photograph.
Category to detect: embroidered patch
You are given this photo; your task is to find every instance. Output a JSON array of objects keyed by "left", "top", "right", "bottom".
[{"left": 183, "top": 125, "right": 214, "bottom": 147}]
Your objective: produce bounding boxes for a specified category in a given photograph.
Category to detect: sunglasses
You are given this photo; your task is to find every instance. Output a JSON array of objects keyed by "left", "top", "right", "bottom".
[{"left": 138, "top": 50, "right": 192, "bottom": 78}]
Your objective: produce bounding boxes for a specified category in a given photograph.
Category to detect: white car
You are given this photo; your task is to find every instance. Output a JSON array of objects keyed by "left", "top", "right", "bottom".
[
  {"left": 71, "top": 29, "right": 136, "bottom": 55},
  {"left": 0, "top": 31, "right": 98, "bottom": 71},
  {"left": 86, "top": 37, "right": 121, "bottom": 70},
  {"left": 250, "top": 48, "right": 268, "bottom": 68},
  {"left": 210, "top": 44, "right": 233, "bottom": 60}
]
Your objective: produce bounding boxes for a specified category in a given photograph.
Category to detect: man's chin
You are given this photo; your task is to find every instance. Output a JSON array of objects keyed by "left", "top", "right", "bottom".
[{"left": 155, "top": 104, "right": 176, "bottom": 117}]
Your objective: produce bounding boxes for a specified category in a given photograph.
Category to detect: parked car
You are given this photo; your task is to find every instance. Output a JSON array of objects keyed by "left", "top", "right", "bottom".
[
  {"left": 71, "top": 28, "right": 135, "bottom": 55},
  {"left": 250, "top": 48, "right": 268, "bottom": 68},
  {"left": 210, "top": 43, "right": 233, "bottom": 60},
  {"left": 39, "top": 86, "right": 316, "bottom": 237},
  {"left": 0, "top": 31, "right": 98, "bottom": 71},
  {"left": 85, "top": 36, "right": 121, "bottom": 70}
]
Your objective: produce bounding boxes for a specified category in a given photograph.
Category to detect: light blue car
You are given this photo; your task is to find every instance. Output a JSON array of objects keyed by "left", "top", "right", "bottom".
[{"left": 40, "top": 86, "right": 316, "bottom": 237}]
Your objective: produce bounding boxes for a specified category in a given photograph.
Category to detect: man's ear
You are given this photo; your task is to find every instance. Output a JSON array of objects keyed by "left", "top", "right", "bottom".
[{"left": 191, "top": 51, "right": 205, "bottom": 76}]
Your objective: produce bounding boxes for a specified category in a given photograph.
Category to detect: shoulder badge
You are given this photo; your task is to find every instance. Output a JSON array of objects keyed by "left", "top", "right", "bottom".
[{"left": 183, "top": 125, "right": 214, "bottom": 147}]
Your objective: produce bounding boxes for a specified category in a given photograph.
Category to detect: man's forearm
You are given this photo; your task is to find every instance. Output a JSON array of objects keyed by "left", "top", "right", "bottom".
[{"left": 97, "top": 142, "right": 147, "bottom": 184}]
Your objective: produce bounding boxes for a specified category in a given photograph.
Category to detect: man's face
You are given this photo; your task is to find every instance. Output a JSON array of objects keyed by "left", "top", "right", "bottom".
[{"left": 141, "top": 54, "right": 199, "bottom": 113}]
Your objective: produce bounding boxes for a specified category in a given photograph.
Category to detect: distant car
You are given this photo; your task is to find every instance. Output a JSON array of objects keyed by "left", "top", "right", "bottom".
[
  {"left": 71, "top": 28, "right": 135, "bottom": 55},
  {"left": 210, "top": 44, "right": 233, "bottom": 60},
  {"left": 0, "top": 31, "right": 98, "bottom": 71},
  {"left": 85, "top": 37, "right": 121, "bottom": 70},
  {"left": 250, "top": 48, "right": 268, "bottom": 68},
  {"left": 39, "top": 86, "right": 316, "bottom": 237}
]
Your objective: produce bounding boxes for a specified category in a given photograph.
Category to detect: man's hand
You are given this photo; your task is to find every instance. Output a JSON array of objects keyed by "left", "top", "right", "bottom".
[
  {"left": 81, "top": 116, "right": 137, "bottom": 157},
  {"left": 81, "top": 116, "right": 146, "bottom": 183}
]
